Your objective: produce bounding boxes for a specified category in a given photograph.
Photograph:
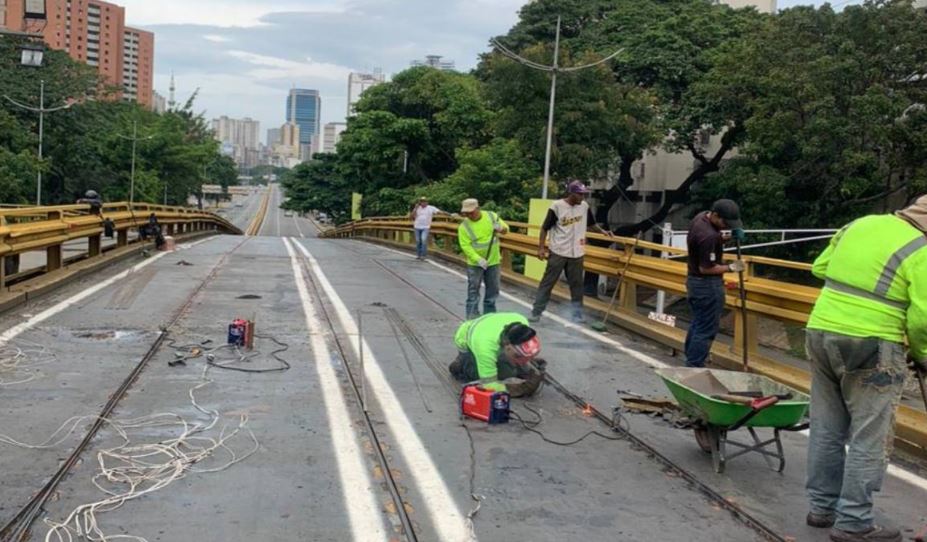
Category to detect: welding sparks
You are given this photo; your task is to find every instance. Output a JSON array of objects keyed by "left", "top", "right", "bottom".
[{"left": 582, "top": 404, "right": 594, "bottom": 416}]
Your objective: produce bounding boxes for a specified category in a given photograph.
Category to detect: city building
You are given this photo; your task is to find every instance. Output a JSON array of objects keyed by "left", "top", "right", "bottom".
[
  {"left": 410, "top": 55, "right": 455, "bottom": 71},
  {"left": 323, "top": 122, "right": 347, "bottom": 154},
  {"left": 347, "top": 70, "right": 385, "bottom": 116},
  {"left": 271, "top": 122, "right": 302, "bottom": 168},
  {"left": 266, "top": 128, "right": 281, "bottom": 147},
  {"left": 211, "top": 116, "right": 261, "bottom": 170},
  {"left": 152, "top": 91, "right": 167, "bottom": 113},
  {"left": 286, "top": 88, "right": 321, "bottom": 160},
  {"left": 1, "top": 0, "right": 154, "bottom": 107},
  {"left": 715, "top": 0, "right": 776, "bottom": 12},
  {"left": 122, "top": 26, "right": 153, "bottom": 107}
]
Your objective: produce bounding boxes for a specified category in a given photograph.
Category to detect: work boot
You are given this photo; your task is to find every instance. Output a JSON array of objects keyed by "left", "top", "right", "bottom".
[
  {"left": 527, "top": 312, "right": 541, "bottom": 323},
  {"left": 829, "top": 525, "right": 901, "bottom": 542},
  {"left": 807, "top": 512, "right": 836, "bottom": 528},
  {"left": 571, "top": 312, "right": 587, "bottom": 324},
  {"left": 448, "top": 360, "right": 464, "bottom": 381}
]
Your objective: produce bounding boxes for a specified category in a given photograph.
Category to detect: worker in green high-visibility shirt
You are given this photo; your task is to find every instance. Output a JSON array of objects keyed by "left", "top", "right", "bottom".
[
  {"left": 804, "top": 195, "right": 927, "bottom": 542},
  {"left": 448, "top": 312, "right": 545, "bottom": 397},
  {"left": 457, "top": 198, "right": 509, "bottom": 320}
]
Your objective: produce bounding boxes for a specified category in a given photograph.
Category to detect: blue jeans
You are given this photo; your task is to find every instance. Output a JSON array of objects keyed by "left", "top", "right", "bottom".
[
  {"left": 414, "top": 228, "right": 429, "bottom": 258},
  {"left": 466, "top": 264, "right": 500, "bottom": 319},
  {"left": 805, "top": 330, "right": 906, "bottom": 532},
  {"left": 684, "top": 276, "right": 725, "bottom": 367}
]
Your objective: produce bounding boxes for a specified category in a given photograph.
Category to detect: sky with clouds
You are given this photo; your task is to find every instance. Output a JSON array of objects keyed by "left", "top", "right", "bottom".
[{"left": 116, "top": 0, "right": 861, "bottom": 143}]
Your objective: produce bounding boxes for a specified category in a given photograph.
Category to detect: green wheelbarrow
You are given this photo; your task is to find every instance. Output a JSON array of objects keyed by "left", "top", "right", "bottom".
[{"left": 656, "top": 368, "right": 810, "bottom": 474}]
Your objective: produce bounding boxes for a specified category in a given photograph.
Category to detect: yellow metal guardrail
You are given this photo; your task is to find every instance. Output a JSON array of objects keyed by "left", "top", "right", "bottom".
[
  {"left": 245, "top": 188, "right": 271, "bottom": 236},
  {"left": 0, "top": 201, "right": 241, "bottom": 288},
  {"left": 325, "top": 215, "right": 927, "bottom": 456}
]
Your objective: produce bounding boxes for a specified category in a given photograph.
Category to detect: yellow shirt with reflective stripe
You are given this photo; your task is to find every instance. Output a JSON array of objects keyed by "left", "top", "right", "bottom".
[
  {"left": 457, "top": 211, "right": 507, "bottom": 267},
  {"left": 808, "top": 214, "right": 927, "bottom": 360},
  {"left": 454, "top": 312, "right": 528, "bottom": 391}
]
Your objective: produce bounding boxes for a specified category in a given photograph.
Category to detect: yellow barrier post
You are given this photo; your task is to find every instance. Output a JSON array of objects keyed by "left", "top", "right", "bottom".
[{"left": 525, "top": 198, "right": 555, "bottom": 281}]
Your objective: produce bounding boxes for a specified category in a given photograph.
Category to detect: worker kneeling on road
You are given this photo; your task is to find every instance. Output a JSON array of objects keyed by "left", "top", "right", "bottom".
[{"left": 449, "top": 312, "right": 544, "bottom": 397}]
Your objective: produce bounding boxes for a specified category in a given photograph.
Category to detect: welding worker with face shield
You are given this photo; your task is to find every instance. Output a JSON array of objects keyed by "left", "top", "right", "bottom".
[{"left": 448, "top": 312, "right": 545, "bottom": 397}]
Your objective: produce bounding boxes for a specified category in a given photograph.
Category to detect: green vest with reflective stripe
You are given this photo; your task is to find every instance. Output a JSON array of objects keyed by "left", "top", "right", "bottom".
[
  {"left": 808, "top": 214, "right": 927, "bottom": 350},
  {"left": 457, "top": 211, "right": 502, "bottom": 266}
]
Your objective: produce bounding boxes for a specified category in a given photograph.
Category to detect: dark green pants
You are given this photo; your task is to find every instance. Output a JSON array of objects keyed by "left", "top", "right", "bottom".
[{"left": 449, "top": 350, "right": 523, "bottom": 382}]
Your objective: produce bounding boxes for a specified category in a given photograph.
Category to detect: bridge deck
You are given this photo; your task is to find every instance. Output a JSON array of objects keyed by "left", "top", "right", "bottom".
[{"left": 1, "top": 185, "right": 924, "bottom": 542}]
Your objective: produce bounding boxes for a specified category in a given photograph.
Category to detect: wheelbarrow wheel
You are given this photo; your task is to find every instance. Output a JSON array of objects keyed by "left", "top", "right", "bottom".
[{"left": 694, "top": 427, "right": 715, "bottom": 454}]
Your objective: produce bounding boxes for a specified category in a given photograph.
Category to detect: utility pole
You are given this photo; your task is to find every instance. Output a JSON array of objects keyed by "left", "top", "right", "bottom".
[
  {"left": 491, "top": 18, "right": 623, "bottom": 199},
  {"left": 3, "top": 80, "right": 74, "bottom": 205},
  {"left": 116, "top": 121, "right": 154, "bottom": 206}
]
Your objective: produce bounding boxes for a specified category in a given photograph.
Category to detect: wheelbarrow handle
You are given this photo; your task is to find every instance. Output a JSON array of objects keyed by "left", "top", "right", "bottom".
[{"left": 728, "top": 396, "right": 780, "bottom": 432}]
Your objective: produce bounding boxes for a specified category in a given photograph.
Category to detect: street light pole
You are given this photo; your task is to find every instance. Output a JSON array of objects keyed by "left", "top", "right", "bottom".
[
  {"left": 491, "top": 18, "right": 623, "bottom": 199},
  {"left": 37, "top": 79, "right": 44, "bottom": 205},
  {"left": 3, "top": 79, "right": 74, "bottom": 206},
  {"left": 540, "top": 18, "right": 561, "bottom": 200},
  {"left": 117, "top": 120, "right": 153, "bottom": 206}
]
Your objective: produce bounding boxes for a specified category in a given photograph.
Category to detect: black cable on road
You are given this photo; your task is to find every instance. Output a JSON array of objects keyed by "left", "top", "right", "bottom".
[
  {"left": 0, "top": 237, "right": 249, "bottom": 542},
  {"left": 341, "top": 240, "right": 793, "bottom": 542}
]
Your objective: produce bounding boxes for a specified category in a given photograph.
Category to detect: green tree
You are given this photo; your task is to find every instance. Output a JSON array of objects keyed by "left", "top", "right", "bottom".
[
  {"left": 692, "top": 1, "right": 927, "bottom": 246},
  {"left": 282, "top": 153, "right": 352, "bottom": 223}
]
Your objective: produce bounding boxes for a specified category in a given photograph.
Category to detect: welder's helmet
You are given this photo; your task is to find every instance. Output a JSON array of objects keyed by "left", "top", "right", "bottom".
[
  {"left": 503, "top": 323, "right": 541, "bottom": 366},
  {"left": 85, "top": 190, "right": 99, "bottom": 199}
]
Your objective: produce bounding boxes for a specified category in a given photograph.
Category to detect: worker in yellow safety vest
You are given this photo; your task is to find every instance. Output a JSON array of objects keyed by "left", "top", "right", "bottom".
[
  {"left": 457, "top": 198, "right": 509, "bottom": 320},
  {"left": 804, "top": 195, "right": 927, "bottom": 542}
]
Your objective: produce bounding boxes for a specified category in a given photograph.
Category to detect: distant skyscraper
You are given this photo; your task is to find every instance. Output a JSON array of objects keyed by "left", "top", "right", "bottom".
[
  {"left": 266, "top": 128, "right": 282, "bottom": 147},
  {"left": 323, "top": 122, "right": 347, "bottom": 154},
  {"left": 347, "top": 71, "right": 385, "bottom": 116},
  {"left": 211, "top": 116, "right": 261, "bottom": 169},
  {"left": 411, "top": 55, "right": 455, "bottom": 71},
  {"left": 286, "top": 89, "right": 321, "bottom": 150}
]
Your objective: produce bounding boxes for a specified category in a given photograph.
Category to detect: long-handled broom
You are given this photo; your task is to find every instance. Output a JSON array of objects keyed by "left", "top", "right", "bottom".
[{"left": 590, "top": 233, "right": 642, "bottom": 332}]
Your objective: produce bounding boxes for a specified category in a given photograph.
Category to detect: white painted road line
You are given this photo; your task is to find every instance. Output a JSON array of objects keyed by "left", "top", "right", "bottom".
[
  {"left": 0, "top": 235, "right": 218, "bottom": 348},
  {"left": 292, "top": 238, "right": 474, "bottom": 542},
  {"left": 374, "top": 241, "right": 927, "bottom": 493},
  {"left": 283, "top": 238, "right": 389, "bottom": 541}
]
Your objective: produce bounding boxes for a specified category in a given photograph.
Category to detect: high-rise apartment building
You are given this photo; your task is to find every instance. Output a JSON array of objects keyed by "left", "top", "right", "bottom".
[
  {"left": 323, "top": 122, "right": 347, "bottom": 154},
  {"left": 286, "top": 89, "right": 321, "bottom": 158},
  {"left": 347, "top": 71, "right": 385, "bottom": 116},
  {"left": 211, "top": 116, "right": 261, "bottom": 169},
  {"left": 122, "top": 26, "right": 153, "bottom": 107},
  {"left": 266, "top": 128, "right": 282, "bottom": 147},
  {"left": 1, "top": 0, "right": 154, "bottom": 108},
  {"left": 411, "top": 55, "right": 455, "bottom": 71}
]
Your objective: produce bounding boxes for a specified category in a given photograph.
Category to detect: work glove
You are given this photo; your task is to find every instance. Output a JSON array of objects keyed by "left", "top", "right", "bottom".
[
  {"left": 504, "top": 376, "right": 542, "bottom": 398},
  {"left": 732, "top": 228, "right": 746, "bottom": 242},
  {"left": 531, "top": 358, "right": 548, "bottom": 374},
  {"left": 478, "top": 258, "right": 489, "bottom": 270},
  {"left": 909, "top": 355, "right": 927, "bottom": 375},
  {"left": 494, "top": 224, "right": 506, "bottom": 233},
  {"left": 728, "top": 260, "right": 746, "bottom": 273}
]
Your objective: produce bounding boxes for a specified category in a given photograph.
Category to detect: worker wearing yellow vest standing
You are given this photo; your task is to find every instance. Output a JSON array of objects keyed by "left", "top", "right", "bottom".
[
  {"left": 458, "top": 198, "right": 509, "bottom": 320},
  {"left": 805, "top": 195, "right": 927, "bottom": 542}
]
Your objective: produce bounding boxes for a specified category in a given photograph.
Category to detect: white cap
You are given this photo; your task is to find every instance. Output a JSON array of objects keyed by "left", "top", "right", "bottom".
[{"left": 460, "top": 198, "right": 479, "bottom": 213}]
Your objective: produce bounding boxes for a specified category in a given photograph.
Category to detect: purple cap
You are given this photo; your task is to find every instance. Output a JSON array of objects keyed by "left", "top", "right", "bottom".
[{"left": 568, "top": 180, "right": 591, "bottom": 194}]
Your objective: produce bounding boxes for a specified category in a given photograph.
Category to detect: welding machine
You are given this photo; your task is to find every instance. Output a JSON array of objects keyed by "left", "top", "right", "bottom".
[
  {"left": 227, "top": 319, "right": 253, "bottom": 348},
  {"left": 460, "top": 384, "right": 510, "bottom": 424}
]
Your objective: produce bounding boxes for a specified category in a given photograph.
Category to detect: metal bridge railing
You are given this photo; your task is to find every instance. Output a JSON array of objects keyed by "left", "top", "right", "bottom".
[
  {"left": 324, "top": 216, "right": 927, "bottom": 456},
  {"left": 0, "top": 202, "right": 241, "bottom": 288}
]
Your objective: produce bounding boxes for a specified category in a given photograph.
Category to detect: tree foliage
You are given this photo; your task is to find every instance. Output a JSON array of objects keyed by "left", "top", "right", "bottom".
[
  {"left": 282, "top": 0, "right": 927, "bottom": 243},
  {"left": 0, "top": 36, "right": 231, "bottom": 206}
]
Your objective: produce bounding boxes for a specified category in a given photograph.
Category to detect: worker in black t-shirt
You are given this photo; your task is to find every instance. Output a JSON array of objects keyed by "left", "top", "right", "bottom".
[{"left": 684, "top": 199, "right": 746, "bottom": 367}]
